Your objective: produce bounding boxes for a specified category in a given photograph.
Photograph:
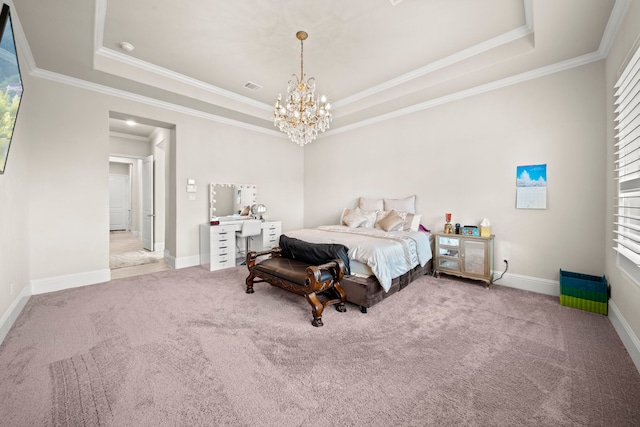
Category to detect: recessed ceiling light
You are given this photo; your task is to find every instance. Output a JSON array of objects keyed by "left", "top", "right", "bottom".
[
  {"left": 125, "top": 120, "right": 136, "bottom": 126},
  {"left": 389, "top": 0, "right": 403, "bottom": 6},
  {"left": 119, "top": 41, "right": 135, "bottom": 52}
]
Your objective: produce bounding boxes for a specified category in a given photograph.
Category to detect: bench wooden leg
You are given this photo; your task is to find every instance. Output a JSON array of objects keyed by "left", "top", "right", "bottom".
[
  {"left": 333, "top": 283, "right": 347, "bottom": 313},
  {"left": 305, "top": 292, "right": 324, "bottom": 327},
  {"left": 245, "top": 272, "right": 255, "bottom": 294}
]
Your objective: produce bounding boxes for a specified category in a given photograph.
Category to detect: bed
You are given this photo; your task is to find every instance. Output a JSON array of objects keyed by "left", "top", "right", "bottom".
[{"left": 284, "top": 195, "right": 433, "bottom": 312}]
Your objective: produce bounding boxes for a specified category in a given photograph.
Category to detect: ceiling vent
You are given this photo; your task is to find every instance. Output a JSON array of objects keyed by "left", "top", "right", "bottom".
[
  {"left": 389, "top": 0, "right": 403, "bottom": 6},
  {"left": 243, "top": 81, "right": 262, "bottom": 92}
]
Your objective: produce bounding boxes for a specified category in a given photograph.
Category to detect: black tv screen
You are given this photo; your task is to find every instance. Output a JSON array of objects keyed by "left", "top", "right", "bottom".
[{"left": 0, "top": 4, "right": 22, "bottom": 174}]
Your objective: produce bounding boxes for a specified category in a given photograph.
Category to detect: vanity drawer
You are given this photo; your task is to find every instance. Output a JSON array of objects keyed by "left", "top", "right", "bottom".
[
  {"left": 211, "top": 239, "right": 233, "bottom": 256},
  {"left": 262, "top": 221, "right": 281, "bottom": 250},
  {"left": 210, "top": 225, "right": 236, "bottom": 236},
  {"left": 210, "top": 252, "right": 235, "bottom": 270}
]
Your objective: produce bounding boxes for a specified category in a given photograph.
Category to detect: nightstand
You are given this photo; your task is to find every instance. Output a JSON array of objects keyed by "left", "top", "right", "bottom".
[{"left": 434, "top": 233, "right": 494, "bottom": 287}]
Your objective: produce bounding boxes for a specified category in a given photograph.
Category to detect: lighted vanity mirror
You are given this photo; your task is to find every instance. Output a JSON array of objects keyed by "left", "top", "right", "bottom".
[{"left": 209, "top": 183, "right": 257, "bottom": 221}]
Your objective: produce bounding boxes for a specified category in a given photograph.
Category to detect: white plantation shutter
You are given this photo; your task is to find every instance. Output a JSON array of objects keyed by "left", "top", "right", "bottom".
[{"left": 614, "top": 45, "right": 640, "bottom": 266}]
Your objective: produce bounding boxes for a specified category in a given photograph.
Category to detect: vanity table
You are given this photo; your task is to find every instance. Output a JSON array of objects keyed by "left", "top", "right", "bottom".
[
  {"left": 199, "top": 220, "right": 282, "bottom": 271},
  {"left": 200, "top": 220, "right": 282, "bottom": 271},
  {"left": 201, "top": 182, "right": 281, "bottom": 271}
]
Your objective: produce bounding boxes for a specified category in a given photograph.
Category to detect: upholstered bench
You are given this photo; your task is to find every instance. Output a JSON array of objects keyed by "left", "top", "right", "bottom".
[{"left": 245, "top": 236, "right": 349, "bottom": 327}]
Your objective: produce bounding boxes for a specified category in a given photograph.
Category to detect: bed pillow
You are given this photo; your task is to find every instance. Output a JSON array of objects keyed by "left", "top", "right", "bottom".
[
  {"left": 375, "top": 210, "right": 422, "bottom": 231},
  {"left": 377, "top": 210, "right": 405, "bottom": 232},
  {"left": 341, "top": 208, "right": 376, "bottom": 228},
  {"left": 361, "top": 210, "right": 377, "bottom": 228},
  {"left": 358, "top": 197, "right": 384, "bottom": 211},
  {"left": 341, "top": 208, "right": 368, "bottom": 228},
  {"left": 383, "top": 195, "right": 416, "bottom": 214}
]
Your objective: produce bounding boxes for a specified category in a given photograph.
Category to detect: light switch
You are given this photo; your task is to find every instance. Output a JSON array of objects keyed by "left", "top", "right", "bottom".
[
  {"left": 186, "top": 184, "right": 197, "bottom": 193},
  {"left": 187, "top": 178, "right": 196, "bottom": 185}
]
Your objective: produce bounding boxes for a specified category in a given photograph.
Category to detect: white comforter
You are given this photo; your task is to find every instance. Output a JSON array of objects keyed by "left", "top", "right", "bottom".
[{"left": 284, "top": 225, "right": 432, "bottom": 292}]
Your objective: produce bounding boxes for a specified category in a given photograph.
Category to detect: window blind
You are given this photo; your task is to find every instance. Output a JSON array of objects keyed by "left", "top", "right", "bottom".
[{"left": 614, "top": 44, "right": 640, "bottom": 266}]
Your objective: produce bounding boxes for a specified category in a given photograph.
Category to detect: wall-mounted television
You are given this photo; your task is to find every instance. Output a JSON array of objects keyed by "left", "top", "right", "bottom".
[{"left": 0, "top": 3, "right": 22, "bottom": 175}]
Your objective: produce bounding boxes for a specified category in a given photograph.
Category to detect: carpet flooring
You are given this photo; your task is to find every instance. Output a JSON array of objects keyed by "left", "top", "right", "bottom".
[{"left": 0, "top": 266, "right": 639, "bottom": 426}]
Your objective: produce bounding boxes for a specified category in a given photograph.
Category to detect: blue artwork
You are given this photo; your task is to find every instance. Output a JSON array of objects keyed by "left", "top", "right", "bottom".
[
  {"left": 516, "top": 164, "right": 547, "bottom": 209},
  {"left": 517, "top": 164, "right": 547, "bottom": 187}
]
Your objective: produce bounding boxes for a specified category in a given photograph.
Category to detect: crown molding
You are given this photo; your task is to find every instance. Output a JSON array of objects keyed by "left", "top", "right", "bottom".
[
  {"left": 334, "top": 1, "right": 534, "bottom": 109},
  {"left": 325, "top": 51, "right": 604, "bottom": 137},
  {"left": 598, "top": 0, "right": 632, "bottom": 57},
  {"left": 29, "top": 67, "right": 283, "bottom": 138},
  {"left": 94, "top": 46, "right": 272, "bottom": 113}
]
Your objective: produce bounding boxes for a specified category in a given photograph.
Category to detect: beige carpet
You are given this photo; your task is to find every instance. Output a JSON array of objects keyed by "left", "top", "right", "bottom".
[{"left": 1, "top": 266, "right": 639, "bottom": 426}]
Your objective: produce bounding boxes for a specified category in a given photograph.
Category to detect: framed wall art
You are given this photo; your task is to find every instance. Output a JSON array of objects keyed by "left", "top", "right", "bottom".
[{"left": 0, "top": 3, "right": 23, "bottom": 174}]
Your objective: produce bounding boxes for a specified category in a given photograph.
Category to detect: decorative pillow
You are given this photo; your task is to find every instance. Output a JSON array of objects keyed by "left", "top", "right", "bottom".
[
  {"left": 342, "top": 208, "right": 368, "bottom": 228},
  {"left": 374, "top": 210, "right": 422, "bottom": 231},
  {"left": 360, "top": 210, "right": 377, "bottom": 228},
  {"left": 375, "top": 210, "right": 404, "bottom": 227},
  {"left": 358, "top": 197, "right": 384, "bottom": 211},
  {"left": 377, "top": 210, "right": 405, "bottom": 232},
  {"left": 342, "top": 208, "right": 376, "bottom": 228},
  {"left": 384, "top": 195, "right": 416, "bottom": 214},
  {"left": 375, "top": 210, "right": 390, "bottom": 227}
]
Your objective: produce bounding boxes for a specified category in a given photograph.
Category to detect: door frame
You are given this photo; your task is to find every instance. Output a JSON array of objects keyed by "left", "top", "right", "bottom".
[{"left": 142, "top": 155, "right": 154, "bottom": 251}]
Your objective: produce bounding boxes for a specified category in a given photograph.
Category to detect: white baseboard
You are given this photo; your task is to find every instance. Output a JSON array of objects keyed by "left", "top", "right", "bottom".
[
  {"left": 493, "top": 271, "right": 560, "bottom": 296},
  {"left": 0, "top": 285, "right": 31, "bottom": 345},
  {"left": 154, "top": 241, "right": 165, "bottom": 252},
  {"left": 30, "top": 269, "right": 111, "bottom": 295},
  {"left": 169, "top": 254, "right": 200, "bottom": 270},
  {"left": 608, "top": 300, "right": 640, "bottom": 374}
]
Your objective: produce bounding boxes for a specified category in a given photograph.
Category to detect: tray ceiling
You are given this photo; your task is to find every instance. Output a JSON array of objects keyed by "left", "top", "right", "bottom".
[{"left": 11, "top": 0, "right": 624, "bottom": 136}]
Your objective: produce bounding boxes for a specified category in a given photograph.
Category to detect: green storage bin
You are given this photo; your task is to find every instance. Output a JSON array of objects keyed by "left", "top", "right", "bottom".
[{"left": 559, "top": 269, "right": 608, "bottom": 315}]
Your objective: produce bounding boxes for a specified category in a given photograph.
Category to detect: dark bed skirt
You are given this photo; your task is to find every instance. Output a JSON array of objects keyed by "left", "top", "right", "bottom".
[{"left": 339, "top": 260, "right": 433, "bottom": 312}]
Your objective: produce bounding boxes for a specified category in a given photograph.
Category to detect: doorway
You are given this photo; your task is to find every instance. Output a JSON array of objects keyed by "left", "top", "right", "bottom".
[
  {"left": 108, "top": 112, "right": 173, "bottom": 277},
  {"left": 109, "top": 173, "right": 130, "bottom": 231}
]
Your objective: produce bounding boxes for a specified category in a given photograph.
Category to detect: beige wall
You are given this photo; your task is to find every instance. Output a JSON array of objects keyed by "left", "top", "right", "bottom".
[
  {"left": 27, "top": 77, "right": 111, "bottom": 283},
  {"left": 305, "top": 62, "right": 606, "bottom": 283},
  {"left": 605, "top": 0, "right": 640, "bottom": 364}
]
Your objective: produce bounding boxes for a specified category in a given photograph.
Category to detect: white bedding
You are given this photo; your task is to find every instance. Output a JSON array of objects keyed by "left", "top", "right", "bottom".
[{"left": 284, "top": 225, "right": 432, "bottom": 292}]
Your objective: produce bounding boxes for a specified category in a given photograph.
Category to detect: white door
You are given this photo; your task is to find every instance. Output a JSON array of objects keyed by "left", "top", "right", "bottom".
[
  {"left": 109, "top": 174, "right": 130, "bottom": 231},
  {"left": 142, "top": 155, "right": 154, "bottom": 251}
]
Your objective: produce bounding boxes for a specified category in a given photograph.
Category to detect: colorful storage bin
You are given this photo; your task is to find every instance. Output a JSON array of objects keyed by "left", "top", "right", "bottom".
[{"left": 559, "top": 269, "right": 608, "bottom": 315}]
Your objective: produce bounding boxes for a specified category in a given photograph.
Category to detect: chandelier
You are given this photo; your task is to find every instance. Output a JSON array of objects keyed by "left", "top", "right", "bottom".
[{"left": 273, "top": 31, "right": 332, "bottom": 146}]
